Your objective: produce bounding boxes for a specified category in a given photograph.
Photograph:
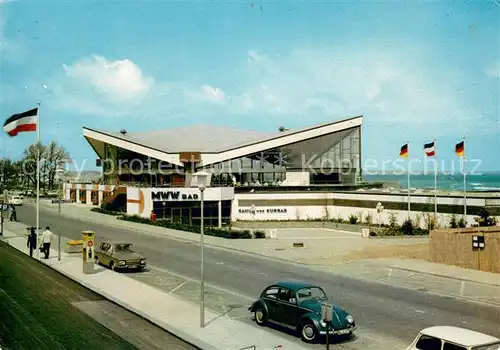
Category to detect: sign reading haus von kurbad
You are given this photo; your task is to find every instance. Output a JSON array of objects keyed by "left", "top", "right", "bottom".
[{"left": 151, "top": 190, "right": 199, "bottom": 201}]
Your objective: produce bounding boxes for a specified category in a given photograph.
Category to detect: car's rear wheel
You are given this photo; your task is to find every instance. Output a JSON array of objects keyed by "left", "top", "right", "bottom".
[
  {"left": 109, "top": 261, "right": 115, "bottom": 271},
  {"left": 254, "top": 307, "right": 267, "bottom": 326},
  {"left": 95, "top": 256, "right": 100, "bottom": 266},
  {"left": 300, "top": 321, "right": 318, "bottom": 343}
]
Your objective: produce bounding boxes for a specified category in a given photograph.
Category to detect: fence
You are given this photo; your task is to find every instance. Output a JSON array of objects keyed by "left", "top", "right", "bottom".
[{"left": 430, "top": 227, "right": 500, "bottom": 273}]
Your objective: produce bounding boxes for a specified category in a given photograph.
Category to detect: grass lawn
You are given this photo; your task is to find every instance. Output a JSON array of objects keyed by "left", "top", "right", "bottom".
[{"left": 0, "top": 240, "right": 136, "bottom": 350}]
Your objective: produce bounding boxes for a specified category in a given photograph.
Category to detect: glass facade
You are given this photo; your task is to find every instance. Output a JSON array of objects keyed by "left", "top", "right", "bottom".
[
  {"left": 103, "top": 144, "right": 183, "bottom": 187},
  {"left": 206, "top": 126, "right": 361, "bottom": 185},
  {"left": 100, "top": 126, "right": 361, "bottom": 186},
  {"left": 152, "top": 200, "right": 232, "bottom": 226}
]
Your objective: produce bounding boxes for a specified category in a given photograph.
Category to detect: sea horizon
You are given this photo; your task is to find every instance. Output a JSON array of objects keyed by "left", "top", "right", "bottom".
[{"left": 364, "top": 173, "right": 500, "bottom": 192}]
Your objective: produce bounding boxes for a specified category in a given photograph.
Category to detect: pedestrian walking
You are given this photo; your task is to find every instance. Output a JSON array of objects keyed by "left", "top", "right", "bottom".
[
  {"left": 41, "top": 226, "right": 53, "bottom": 259},
  {"left": 9, "top": 204, "right": 17, "bottom": 222},
  {"left": 27, "top": 227, "right": 37, "bottom": 257}
]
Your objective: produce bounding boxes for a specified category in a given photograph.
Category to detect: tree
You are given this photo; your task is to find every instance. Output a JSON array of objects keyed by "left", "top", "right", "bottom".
[
  {"left": 43, "top": 141, "right": 70, "bottom": 191},
  {"left": 474, "top": 208, "right": 497, "bottom": 227},
  {"left": 22, "top": 142, "right": 46, "bottom": 190},
  {"left": 449, "top": 215, "right": 458, "bottom": 228},
  {"left": 18, "top": 140, "right": 70, "bottom": 191}
]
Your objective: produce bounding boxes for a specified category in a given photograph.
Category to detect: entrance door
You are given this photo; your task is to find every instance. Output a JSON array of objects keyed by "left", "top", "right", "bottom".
[{"left": 172, "top": 208, "right": 182, "bottom": 223}]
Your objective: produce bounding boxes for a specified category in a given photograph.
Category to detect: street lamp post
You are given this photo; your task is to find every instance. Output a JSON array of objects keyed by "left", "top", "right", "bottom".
[{"left": 194, "top": 171, "right": 210, "bottom": 328}]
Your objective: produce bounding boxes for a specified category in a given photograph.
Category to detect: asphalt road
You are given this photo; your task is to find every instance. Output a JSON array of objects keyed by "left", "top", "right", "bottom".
[{"left": 14, "top": 204, "right": 500, "bottom": 347}]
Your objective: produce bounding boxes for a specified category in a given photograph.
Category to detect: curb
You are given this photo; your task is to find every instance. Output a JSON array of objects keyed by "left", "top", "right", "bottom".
[
  {"left": 347, "top": 271, "right": 500, "bottom": 308},
  {"left": 388, "top": 265, "right": 500, "bottom": 288},
  {"left": 0, "top": 229, "right": 210, "bottom": 350}
]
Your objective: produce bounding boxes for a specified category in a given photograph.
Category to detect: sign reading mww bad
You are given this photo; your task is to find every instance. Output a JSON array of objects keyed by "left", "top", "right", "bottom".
[{"left": 151, "top": 191, "right": 199, "bottom": 201}]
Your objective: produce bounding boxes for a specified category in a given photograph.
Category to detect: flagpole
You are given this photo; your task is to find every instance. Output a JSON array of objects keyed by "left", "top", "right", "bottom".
[
  {"left": 463, "top": 137, "right": 467, "bottom": 225},
  {"left": 433, "top": 138, "right": 437, "bottom": 222},
  {"left": 36, "top": 102, "right": 41, "bottom": 260},
  {"left": 407, "top": 141, "right": 411, "bottom": 219}
]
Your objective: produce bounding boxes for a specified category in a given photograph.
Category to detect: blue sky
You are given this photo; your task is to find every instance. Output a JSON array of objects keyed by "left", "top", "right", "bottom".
[{"left": 1, "top": 0, "right": 499, "bottom": 172}]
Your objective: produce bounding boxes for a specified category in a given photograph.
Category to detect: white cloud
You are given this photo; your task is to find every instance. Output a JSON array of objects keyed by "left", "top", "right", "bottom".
[
  {"left": 46, "top": 48, "right": 495, "bottom": 137},
  {"left": 200, "top": 84, "right": 225, "bottom": 103},
  {"left": 62, "top": 55, "right": 154, "bottom": 102},
  {"left": 225, "top": 48, "right": 483, "bottom": 136},
  {"left": 486, "top": 62, "right": 500, "bottom": 78},
  {"left": 247, "top": 50, "right": 262, "bottom": 62}
]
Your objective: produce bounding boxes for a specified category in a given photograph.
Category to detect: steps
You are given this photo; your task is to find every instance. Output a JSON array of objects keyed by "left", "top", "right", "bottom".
[{"left": 101, "top": 186, "right": 127, "bottom": 211}]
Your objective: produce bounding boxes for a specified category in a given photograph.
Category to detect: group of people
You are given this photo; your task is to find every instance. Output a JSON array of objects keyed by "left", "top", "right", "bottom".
[{"left": 27, "top": 226, "right": 53, "bottom": 259}]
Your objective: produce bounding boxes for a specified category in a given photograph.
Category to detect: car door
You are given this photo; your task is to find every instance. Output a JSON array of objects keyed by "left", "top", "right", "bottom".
[
  {"left": 98, "top": 243, "right": 110, "bottom": 265},
  {"left": 261, "top": 286, "right": 280, "bottom": 322},
  {"left": 276, "top": 287, "right": 301, "bottom": 327}
]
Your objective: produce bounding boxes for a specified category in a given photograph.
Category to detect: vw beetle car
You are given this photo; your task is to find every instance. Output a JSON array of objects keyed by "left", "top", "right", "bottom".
[
  {"left": 406, "top": 326, "right": 500, "bottom": 350},
  {"left": 249, "top": 280, "right": 356, "bottom": 343},
  {"left": 95, "top": 242, "right": 147, "bottom": 271}
]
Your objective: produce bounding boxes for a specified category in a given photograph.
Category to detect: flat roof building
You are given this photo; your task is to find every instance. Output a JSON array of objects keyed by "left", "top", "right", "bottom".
[{"left": 83, "top": 115, "right": 363, "bottom": 188}]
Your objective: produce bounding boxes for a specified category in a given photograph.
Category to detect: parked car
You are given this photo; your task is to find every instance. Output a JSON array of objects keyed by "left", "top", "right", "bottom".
[
  {"left": 248, "top": 280, "right": 356, "bottom": 343},
  {"left": 9, "top": 195, "right": 23, "bottom": 206},
  {"left": 94, "top": 242, "right": 147, "bottom": 271},
  {"left": 406, "top": 326, "right": 500, "bottom": 350}
]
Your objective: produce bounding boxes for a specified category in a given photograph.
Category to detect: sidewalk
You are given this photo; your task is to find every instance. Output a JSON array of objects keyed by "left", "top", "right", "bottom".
[{"left": 0, "top": 228, "right": 307, "bottom": 350}]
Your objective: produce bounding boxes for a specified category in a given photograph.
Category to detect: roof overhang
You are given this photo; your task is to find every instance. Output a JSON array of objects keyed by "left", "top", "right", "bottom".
[
  {"left": 83, "top": 128, "right": 184, "bottom": 166},
  {"left": 200, "top": 115, "right": 362, "bottom": 166},
  {"left": 83, "top": 115, "right": 362, "bottom": 168}
]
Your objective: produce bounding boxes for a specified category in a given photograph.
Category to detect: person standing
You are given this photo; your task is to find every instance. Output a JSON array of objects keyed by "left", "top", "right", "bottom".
[
  {"left": 41, "top": 226, "right": 53, "bottom": 259},
  {"left": 9, "top": 204, "right": 16, "bottom": 222},
  {"left": 27, "top": 227, "right": 37, "bottom": 257}
]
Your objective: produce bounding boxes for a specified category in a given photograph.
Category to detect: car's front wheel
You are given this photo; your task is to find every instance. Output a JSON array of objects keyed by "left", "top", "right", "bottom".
[
  {"left": 254, "top": 307, "right": 267, "bottom": 326},
  {"left": 95, "top": 256, "right": 100, "bottom": 266},
  {"left": 300, "top": 321, "right": 318, "bottom": 343},
  {"left": 109, "top": 261, "right": 115, "bottom": 271}
]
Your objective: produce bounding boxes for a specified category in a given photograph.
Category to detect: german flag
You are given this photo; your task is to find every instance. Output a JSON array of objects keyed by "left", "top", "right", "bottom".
[
  {"left": 400, "top": 143, "right": 409, "bottom": 158},
  {"left": 455, "top": 140, "right": 464, "bottom": 157}
]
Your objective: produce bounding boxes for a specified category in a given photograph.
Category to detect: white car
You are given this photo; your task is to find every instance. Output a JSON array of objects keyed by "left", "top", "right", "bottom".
[
  {"left": 9, "top": 195, "right": 23, "bottom": 206},
  {"left": 407, "top": 326, "right": 500, "bottom": 350}
]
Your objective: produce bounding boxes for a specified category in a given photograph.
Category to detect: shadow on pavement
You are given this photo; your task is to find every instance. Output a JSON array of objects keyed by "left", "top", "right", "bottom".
[{"left": 249, "top": 315, "right": 358, "bottom": 346}]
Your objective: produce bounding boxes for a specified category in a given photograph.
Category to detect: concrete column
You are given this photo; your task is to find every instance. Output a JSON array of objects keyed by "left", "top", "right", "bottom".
[{"left": 218, "top": 199, "right": 222, "bottom": 227}]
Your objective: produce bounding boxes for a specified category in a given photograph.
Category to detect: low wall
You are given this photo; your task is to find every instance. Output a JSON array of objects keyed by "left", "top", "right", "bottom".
[
  {"left": 430, "top": 227, "right": 500, "bottom": 273},
  {"left": 232, "top": 220, "right": 368, "bottom": 233},
  {"left": 232, "top": 191, "right": 500, "bottom": 228}
]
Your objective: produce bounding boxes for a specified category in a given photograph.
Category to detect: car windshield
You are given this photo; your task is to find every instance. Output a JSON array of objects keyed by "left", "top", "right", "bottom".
[
  {"left": 297, "top": 287, "right": 327, "bottom": 302},
  {"left": 115, "top": 244, "right": 134, "bottom": 252}
]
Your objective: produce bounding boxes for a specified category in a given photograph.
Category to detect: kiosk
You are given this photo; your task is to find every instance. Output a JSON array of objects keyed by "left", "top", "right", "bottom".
[{"left": 82, "top": 230, "right": 95, "bottom": 274}]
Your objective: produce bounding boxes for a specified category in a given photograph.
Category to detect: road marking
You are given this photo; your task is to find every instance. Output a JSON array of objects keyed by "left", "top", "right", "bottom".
[
  {"left": 216, "top": 262, "right": 224, "bottom": 265},
  {"left": 148, "top": 265, "right": 255, "bottom": 301},
  {"left": 168, "top": 280, "right": 189, "bottom": 295},
  {"left": 414, "top": 309, "right": 426, "bottom": 314}
]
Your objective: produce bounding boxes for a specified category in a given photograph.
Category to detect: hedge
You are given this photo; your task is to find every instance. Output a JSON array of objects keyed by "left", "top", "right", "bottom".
[
  {"left": 118, "top": 215, "right": 264, "bottom": 239},
  {"left": 90, "top": 207, "right": 121, "bottom": 216}
]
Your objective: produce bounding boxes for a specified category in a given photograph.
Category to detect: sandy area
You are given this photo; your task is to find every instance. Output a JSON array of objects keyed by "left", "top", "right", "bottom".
[{"left": 341, "top": 242, "right": 429, "bottom": 262}]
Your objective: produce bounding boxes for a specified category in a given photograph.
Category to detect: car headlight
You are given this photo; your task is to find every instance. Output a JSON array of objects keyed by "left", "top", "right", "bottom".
[
  {"left": 118, "top": 260, "right": 126, "bottom": 265},
  {"left": 346, "top": 315, "right": 354, "bottom": 324},
  {"left": 140, "top": 260, "right": 146, "bottom": 264}
]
